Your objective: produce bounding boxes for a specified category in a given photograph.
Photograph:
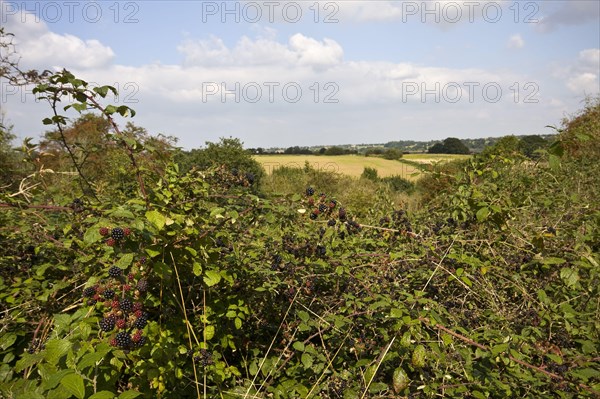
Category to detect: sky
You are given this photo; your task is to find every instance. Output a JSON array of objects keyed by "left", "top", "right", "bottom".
[{"left": 0, "top": 0, "right": 599, "bottom": 149}]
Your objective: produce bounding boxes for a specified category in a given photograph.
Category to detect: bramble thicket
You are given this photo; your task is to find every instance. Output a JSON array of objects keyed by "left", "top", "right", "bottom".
[{"left": 0, "top": 28, "right": 599, "bottom": 398}]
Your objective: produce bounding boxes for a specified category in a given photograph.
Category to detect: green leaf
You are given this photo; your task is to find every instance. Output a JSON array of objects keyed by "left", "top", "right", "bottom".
[
  {"left": 84, "top": 227, "right": 101, "bottom": 244},
  {"left": 301, "top": 353, "right": 313, "bottom": 369},
  {"left": 235, "top": 317, "right": 242, "bottom": 329},
  {"left": 204, "top": 325, "right": 215, "bottom": 341},
  {"left": 0, "top": 333, "right": 16, "bottom": 350},
  {"left": 44, "top": 339, "right": 72, "bottom": 365},
  {"left": 118, "top": 391, "right": 141, "bottom": 399},
  {"left": 146, "top": 210, "right": 166, "bottom": 231},
  {"left": 60, "top": 373, "right": 85, "bottom": 399},
  {"left": 476, "top": 207, "right": 490, "bottom": 222},
  {"left": 89, "top": 391, "right": 116, "bottom": 399},
  {"left": 116, "top": 253, "right": 134, "bottom": 270},
  {"left": 204, "top": 270, "right": 221, "bottom": 287},
  {"left": 293, "top": 341, "right": 305, "bottom": 352},
  {"left": 560, "top": 267, "right": 579, "bottom": 288}
]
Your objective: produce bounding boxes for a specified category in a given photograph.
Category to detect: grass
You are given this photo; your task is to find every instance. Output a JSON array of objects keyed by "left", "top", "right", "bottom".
[{"left": 403, "top": 153, "right": 472, "bottom": 164}]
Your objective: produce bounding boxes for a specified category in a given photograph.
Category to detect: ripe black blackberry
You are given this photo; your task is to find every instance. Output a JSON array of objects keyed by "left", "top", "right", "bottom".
[
  {"left": 318, "top": 203, "right": 328, "bottom": 213},
  {"left": 120, "top": 297, "right": 133, "bottom": 313},
  {"left": 83, "top": 287, "right": 96, "bottom": 297},
  {"left": 132, "top": 335, "right": 146, "bottom": 348},
  {"left": 115, "top": 331, "right": 132, "bottom": 349},
  {"left": 338, "top": 207, "right": 347, "bottom": 221},
  {"left": 133, "top": 312, "right": 149, "bottom": 329},
  {"left": 136, "top": 278, "right": 148, "bottom": 293},
  {"left": 100, "top": 316, "right": 116, "bottom": 332},
  {"left": 108, "top": 266, "right": 122, "bottom": 278},
  {"left": 310, "top": 212, "right": 318, "bottom": 220},
  {"left": 316, "top": 245, "right": 326, "bottom": 257},
  {"left": 306, "top": 187, "right": 315, "bottom": 196},
  {"left": 111, "top": 227, "right": 125, "bottom": 241},
  {"left": 327, "top": 219, "right": 336, "bottom": 227},
  {"left": 199, "top": 349, "right": 213, "bottom": 366},
  {"left": 103, "top": 289, "right": 115, "bottom": 300}
]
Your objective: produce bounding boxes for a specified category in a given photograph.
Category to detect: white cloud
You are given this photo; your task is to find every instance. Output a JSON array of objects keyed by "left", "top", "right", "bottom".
[
  {"left": 551, "top": 48, "right": 600, "bottom": 95},
  {"left": 3, "top": 9, "right": 114, "bottom": 70},
  {"left": 178, "top": 33, "right": 343, "bottom": 70},
  {"left": 507, "top": 34, "right": 525, "bottom": 49},
  {"left": 566, "top": 73, "right": 598, "bottom": 94}
]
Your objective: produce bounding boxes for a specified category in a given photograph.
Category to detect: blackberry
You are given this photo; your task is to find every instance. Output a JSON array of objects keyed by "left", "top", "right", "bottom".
[
  {"left": 133, "top": 312, "right": 149, "bottom": 329},
  {"left": 329, "top": 200, "right": 337, "bottom": 208},
  {"left": 338, "top": 208, "right": 347, "bottom": 221},
  {"left": 99, "top": 227, "right": 109, "bottom": 236},
  {"left": 103, "top": 289, "right": 115, "bottom": 300},
  {"left": 115, "top": 331, "right": 132, "bottom": 349},
  {"left": 116, "top": 319, "right": 127, "bottom": 329},
  {"left": 199, "top": 349, "right": 213, "bottom": 366},
  {"left": 83, "top": 287, "right": 96, "bottom": 298},
  {"left": 306, "top": 187, "right": 315, "bottom": 196},
  {"left": 106, "top": 238, "right": 116, "bottom": 247},
  {"left": 316, "top": 245, "right": 326, "bottom": 257},
  {"left": 231, "top": 168, "right": 239, "bottom": 176},
  {"left": 132, "top": 333, "right": 146, "bottom": 348},
  {"left": 123, "top": 227, "right": 131, "bottom": 236},
  {"left": 245, "top": 172, "right": 255, "bottom": 185},
  {"left": 318, "top": 203, "right": 328, "bottom": 213},
  {"left": 111, "top": 227, "right": 125, "bottom": 241},
  {"left": 100, "top": 316, "right": 116, "bottom": 332},
  {"left": 132, "top": 302, "right": 143, "bottom": 312},
  {"left": 108, "top": 266, "right": 122, "bottom": 278},
  {"left": 310, "top": 212, "right": 318, "bottom": 220},
  {"left": 328, "top": 219, "right": 336, "bottom": 227},
  {"left": 120, "top": 297, "right": 133, "bottom": 313},
  {"left": 136, "top": 278, "right": 148, "bottom": 293}
]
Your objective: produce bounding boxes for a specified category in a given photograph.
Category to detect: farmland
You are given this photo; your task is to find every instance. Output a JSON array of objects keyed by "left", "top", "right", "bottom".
[{"left": 253, "top": 154, "right": 468, "bottom": 179}]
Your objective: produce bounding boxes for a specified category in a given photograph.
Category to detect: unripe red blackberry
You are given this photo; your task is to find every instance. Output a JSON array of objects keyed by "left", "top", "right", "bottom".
[
  {"left": 116, "top": 318, "right": 127, "bottom": 329},
  {"left": 111, "top": 300, "right": 120, "bottom": 310},
  {"left": 133, "top": 302, "right": 143, "bottom": 312},
  {"left": 109, "top": 338, "right": 118, "bottom": 347},
  {"left": 127, "top": 273, "right": 135, "bottom": 281},
  {"left": 99, "top": 227, "right": 109, "bottom": 236},
  {"left": 108, "top": 266, "right": 122, "bottom": 278},
  {"left": 106, "top": 238, "right": 116, "bottom": 247},
  {"left": 111, "top": 227, "right": 125, "bottom": 241},
  {"left": 123, "top": 284, "right": 131, "bottom": 292},
  {"left": 123, "top": 227, "right": 131, "bottom": 236}
]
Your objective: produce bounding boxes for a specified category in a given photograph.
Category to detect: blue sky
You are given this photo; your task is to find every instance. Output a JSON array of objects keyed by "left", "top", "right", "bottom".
[{"left": 1, "top": 1, "right": 599, "bottom": 149}]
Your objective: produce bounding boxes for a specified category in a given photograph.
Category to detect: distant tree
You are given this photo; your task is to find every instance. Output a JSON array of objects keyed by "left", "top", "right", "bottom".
[
  {"left": 481, "top": 135, "right": 521, "bottom": 158},
  {"left": 176, "top": 137, "right": 265, "bottom": 187},
  {"left": 519, "top": 135, "right": 548, "bottom": 158},
  {"left": 284, "top": 146, "right": 312, "bottom": 155},
  {"left": 0, "top": 116, "right": 22, "bottom": 187},
  {"left": 361, "top": 167, "right": 378, "bottom": 181},
  {"left": 428, "top": 138, "right": 470, "bottom": 154},
  {"left": 324, "top": 146, "right": 346, "bottom": 155},
  {"left": 319, "top": 147, "right": 326, "bottom": 154},
  {"left": 382, "top": 148, "right": 403, "bottom": 160}
]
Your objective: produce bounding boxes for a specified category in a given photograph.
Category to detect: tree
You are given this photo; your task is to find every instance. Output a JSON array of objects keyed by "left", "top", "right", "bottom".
[
  {"left": 519, "top": 135, "right": 548, "bottom": 158},
  {"left": 176, "top": 137, "right": 265, "bottom": 187},
  {"left": 428, "top": 138, "right": 470, "bottom": 154}
]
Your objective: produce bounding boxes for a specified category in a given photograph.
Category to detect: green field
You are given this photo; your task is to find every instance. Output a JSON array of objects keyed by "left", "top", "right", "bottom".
[{"left": 253, "top": 154, "right": 469, "bottom": 179}]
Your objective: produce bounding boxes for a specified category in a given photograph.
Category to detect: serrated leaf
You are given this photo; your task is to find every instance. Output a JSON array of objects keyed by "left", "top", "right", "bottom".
[
  {"left": 115, "top": 253, "right": 134, "bottom": 270},
  {"left": 293, "top": 341, "right": 305, "bottom": 352},
  {"left": 84, "top": 227, "right": 101, "bottom": 244},
  {"left": 476, "top": 207, "right": 490, "bottom": 222},
  {"left": 118, "top": 391, "right": 141, "bottom": 399},
  {"left": 560, "top": 267, "right": 579, "bottom": 288},
  {"left": 60, "top": 373, "right": 85, "bottom": 399},
  {"left": 301, "top": 353, "right": 313, "bottom": 369},
  {"left": 0, "top": 333, "right": 16, "bottom": 350},
  {"left": 44, "top": 339, "right": 72, "bottom": 365},
  {"left": 204, "top": 325, "right": 215, "bottom": 341},
  {"left": 89, "top": 391, "right": 116, "bottom": 399},
  {"left": 146, "top": 210, "right": 166, "bottom": 231},
  {"left": 204, "top": 270, "right": 221, "bottom": 287}
]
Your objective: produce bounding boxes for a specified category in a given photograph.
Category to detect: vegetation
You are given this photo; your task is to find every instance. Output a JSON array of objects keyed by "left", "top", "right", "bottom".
[
  {"left": 428, "top": 137, "right": 471, "bottom": 155},
  {"left": 0, "top": 29, "right": 598, "bottom": 399}
]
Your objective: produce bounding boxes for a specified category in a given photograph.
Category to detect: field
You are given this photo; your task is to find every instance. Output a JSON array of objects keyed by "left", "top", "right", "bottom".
[{"left": 253, "top": 154, "right": 468, "bottom": 179}]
